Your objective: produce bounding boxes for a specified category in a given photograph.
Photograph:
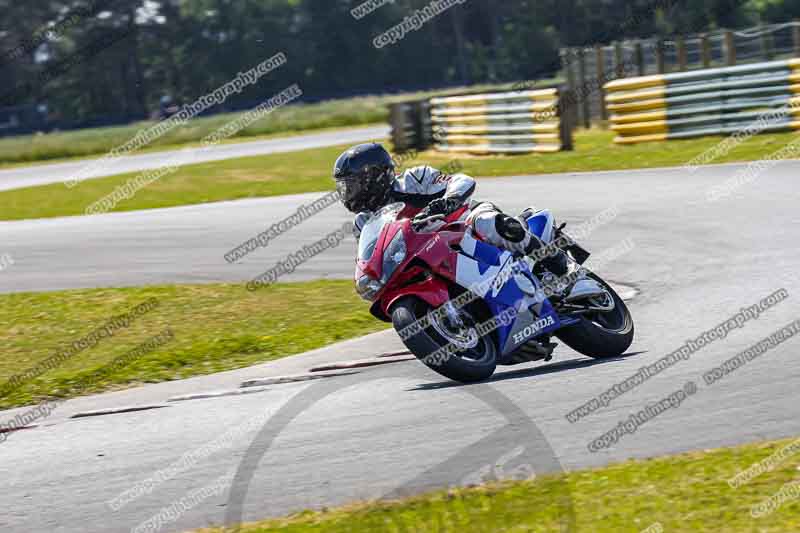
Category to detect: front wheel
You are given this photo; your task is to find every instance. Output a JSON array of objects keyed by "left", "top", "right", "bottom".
[
  {"left": 555, "top": 273, "right": 634, "bottom": 358},
  {"left": 391, "top": 297, "right": 497, "bottom": 383}
]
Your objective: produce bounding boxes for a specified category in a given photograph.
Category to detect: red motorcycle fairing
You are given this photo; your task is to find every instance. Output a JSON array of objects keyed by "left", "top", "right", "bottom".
[
  {"left": 356, "top": 206, "right": 470, "bottom": 320},
  {"left": 379, "top": 275, "right": 451, "bottom": 319},
  {"left": 374, "top": 226, "right": 465, "bottom": 317}
]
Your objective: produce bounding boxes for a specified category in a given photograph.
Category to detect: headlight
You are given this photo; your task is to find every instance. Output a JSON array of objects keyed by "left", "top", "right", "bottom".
[
  {"left": 381, "top": 231, "right": 407, "bottom": 284},
  {"left": 356, "top": 275, "right": 384, "bottom": 301}
]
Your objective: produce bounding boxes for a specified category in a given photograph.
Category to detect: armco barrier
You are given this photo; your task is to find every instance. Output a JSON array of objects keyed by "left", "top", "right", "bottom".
[
  {"left": 429, "top": 88, "right": 572, "bottom": 154},
  {"left": 605, "top": 58, "right": 800, "bottom": 144}
]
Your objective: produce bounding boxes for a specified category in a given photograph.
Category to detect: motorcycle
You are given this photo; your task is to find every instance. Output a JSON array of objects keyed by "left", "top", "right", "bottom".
[{"left": 354, "top": 202, "right": 634, "bottom": 383}]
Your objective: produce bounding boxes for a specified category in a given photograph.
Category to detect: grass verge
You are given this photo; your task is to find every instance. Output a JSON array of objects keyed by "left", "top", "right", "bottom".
[
  {"left": 0, "top": 141, "right": 349, "bottom": 220},
  {"left": 2, "top": 128, "right": 798, "bottom": 222},
  {"left": 0, "top": 281, "right": 386, "bottom": 410},
  {"left": 0, "top": 123, "right": 383, "bottom": 170},
  {"left": 0, "top": 82, "right": 533, "bottom": 166},
  {"left": 196, "top": 436, "right": 800, "bottom": 532},
  {"left": 0, "top": 98, "right": 386, "bottom": 166}
]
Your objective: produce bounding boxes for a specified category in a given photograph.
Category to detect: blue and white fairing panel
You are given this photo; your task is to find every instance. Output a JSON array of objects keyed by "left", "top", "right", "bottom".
[
  {"left": 455, "top": 231, "right": 560, "bottom": 358},
  {"left": 524, "top": 209, "right": 556, "bottom": 243}
]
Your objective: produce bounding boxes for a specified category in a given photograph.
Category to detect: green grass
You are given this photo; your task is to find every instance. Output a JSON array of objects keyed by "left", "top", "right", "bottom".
[
  {"left": 0, "top": 99, "right": 385, "bottom": 166},
  {"left": 0, "top": 123, "right": 385, "bottom": 170},
  {"left": 2, "top": 128, "right": 798, "bottom": 221},
  {"left": 0, "top": 142, "right": 350, "bottom": 220},
  {"left": 424, "top": 127, "right": 799, "bottom": 177},
  {"left": 0, "top": 281, "right": 387, "bottom": 410},
  {"left": 0, "top": 82, "right": 535, "bottom": 166},
  {"left": 197, "top": 436, "right": 800, "bottom": 532}
]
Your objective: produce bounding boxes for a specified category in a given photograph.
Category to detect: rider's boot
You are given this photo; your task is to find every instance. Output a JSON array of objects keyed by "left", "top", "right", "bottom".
[
  {"left": 516, "top": 210, "right": 604, "bottom": 302},
  {"left": 516, "top": 208, "right": 569, "bottom": 277}
]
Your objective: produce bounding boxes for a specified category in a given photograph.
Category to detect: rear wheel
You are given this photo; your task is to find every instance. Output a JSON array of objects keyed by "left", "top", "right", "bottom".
[
  {"left": 555, "top": 273, "right": 634, "bottom": 358},
  {"left": 391, "top": 297, "right": 497, "bottom": 383}
]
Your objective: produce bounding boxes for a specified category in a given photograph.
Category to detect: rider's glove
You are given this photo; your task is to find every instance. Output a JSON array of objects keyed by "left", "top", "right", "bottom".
[
  {"left": 412, "top": 197, "right": 461, "bottom": 231},
  {"left": 413, "top": 197, "right": 460, "bottom": 222},
  {"left": 427, "top": 197, "right": 462, "bottom": 217}
]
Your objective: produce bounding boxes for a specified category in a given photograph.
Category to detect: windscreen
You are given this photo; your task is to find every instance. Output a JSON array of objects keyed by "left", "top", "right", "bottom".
[{"left": 357, "top": 203, "right": 405, "bottom": 261}]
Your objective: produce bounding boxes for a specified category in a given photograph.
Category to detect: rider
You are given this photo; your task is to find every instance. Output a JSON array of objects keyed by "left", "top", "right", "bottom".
[{"left": 332, "top": 143, "right": 568, "bottom": 278}]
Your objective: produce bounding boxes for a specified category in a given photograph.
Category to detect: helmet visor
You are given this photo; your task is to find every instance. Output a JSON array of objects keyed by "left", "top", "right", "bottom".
[{"left": 336, "top": 179, "right": 367, "bottom": 211}]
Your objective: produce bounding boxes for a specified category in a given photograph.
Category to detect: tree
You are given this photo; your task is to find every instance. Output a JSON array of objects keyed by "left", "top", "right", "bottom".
[{"left": 0, "top": 0, "right": 793, "bottom": 123}]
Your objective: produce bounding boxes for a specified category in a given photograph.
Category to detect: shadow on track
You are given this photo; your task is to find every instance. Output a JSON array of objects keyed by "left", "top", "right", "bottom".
[
  {"left": 224, "top": 365, "right": 578, "bottom": 532},
  {"left": 408, "top": 351, "right": 647, "bottom": 391}
]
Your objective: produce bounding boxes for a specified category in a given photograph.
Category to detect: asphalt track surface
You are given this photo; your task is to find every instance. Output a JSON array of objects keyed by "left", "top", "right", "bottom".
[
  {"left": 0, "top": 124, "right": 389, "bottom": 192},
  {"left": 2, "top": 161, "right": 800, "bottom": 532}
]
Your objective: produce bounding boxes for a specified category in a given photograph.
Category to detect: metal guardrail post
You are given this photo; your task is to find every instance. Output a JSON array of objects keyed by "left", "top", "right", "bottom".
[
  {"left": 577, "top": 49, "right": 590, "bottom": 128},
  {"left": 677, "top": 36, "right": 687, "bottom": 71},
  {"left": 614, "top": 42, "right": 624, "bottom": 77},
  {"left": 596, "top": 45, "right": 608, "bottom": 121},
  {"left": 794, "top": 20, "right": 800, "bottom": 57},
  {"left": 561, "top": 48, "right": 574, "bottom": 89},
  {"left": 558, "top": 85, "right": 575, "bottom": 151},
  {"left": 701, "top": 34, "right": 711, "bottom": 68},
  {"left": 725, "top": 31, "right": 736, "bottom": 66},
  {"left": 655, "top": 40, "right": 665, "bottom": 74},
  {"left": 634, "top": 42, "right": 645, "bottom": 76},
  {"left": 562, "top": 48, "right": 579, "bottom": 125},
  {"left": 563, "top": 48, "right": 578, "bottom": 125}
]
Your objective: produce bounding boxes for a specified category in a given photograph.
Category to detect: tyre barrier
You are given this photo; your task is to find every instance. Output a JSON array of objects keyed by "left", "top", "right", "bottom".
[
  {"left": 605, "top": 58, "right": 800, "bottom": 144},
  {"left": 430, "top": 89, "right": 570, "bottom": 154},
  {"left": 389, "top": 99, "right": 432, "bottom": 153}
]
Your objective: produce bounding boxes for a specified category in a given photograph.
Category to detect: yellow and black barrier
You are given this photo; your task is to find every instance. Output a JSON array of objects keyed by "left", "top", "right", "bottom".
[
  {"left": 604, "top": 59, "right": 800, "bottom": 144},
  {"left": 430, "top": 89, "right": 572, "bottom": 154}
]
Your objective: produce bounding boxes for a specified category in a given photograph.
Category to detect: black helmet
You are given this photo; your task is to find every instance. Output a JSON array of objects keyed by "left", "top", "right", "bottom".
[{"left": 333, "top": 143, "right": 395, "bottom": 213}]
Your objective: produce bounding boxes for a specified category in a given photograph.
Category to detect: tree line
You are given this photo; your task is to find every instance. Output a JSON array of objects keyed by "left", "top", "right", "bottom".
[{"left": 0, "top": 0, "right": 797, "bottom": 123}]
